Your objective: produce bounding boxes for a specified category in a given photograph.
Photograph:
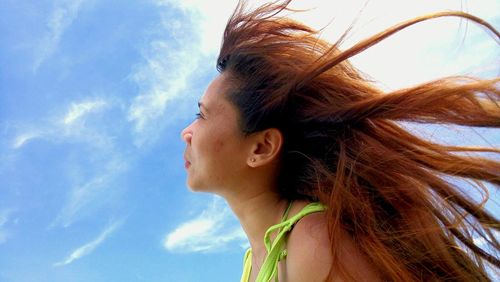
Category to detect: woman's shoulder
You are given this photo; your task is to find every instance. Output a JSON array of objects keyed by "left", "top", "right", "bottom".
[
  {"left": 285, "top": 202, "right": 382, "bottom": 281},
  {"left": 285, "top": 207, "right": 331, "bottom": 281}
]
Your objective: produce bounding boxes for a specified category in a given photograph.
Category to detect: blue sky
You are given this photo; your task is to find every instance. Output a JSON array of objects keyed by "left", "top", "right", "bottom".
[{"left": 0, "top": 0, "right": 498, "bottom": 281}]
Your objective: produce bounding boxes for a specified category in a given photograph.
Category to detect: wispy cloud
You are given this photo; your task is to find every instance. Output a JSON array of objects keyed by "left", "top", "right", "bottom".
[
  {"left": 33, "top": 0, "right": 85, "bottom": 73},
  {"left": 11, "top": 98, "right": 109, "bottom": 150},
  {"left": 0, "top": 209, "right": 15, "bottom": 245},
  {"left": 127, "top": 6, "right": 205, "bottom": 147},
  {"left": 156, "top": 0, "right": 240, "bottom": 55},
  {"left": 8, "top": 97, "right": 128, "bottom": 229},
  {"left": 12, "top": 131, "right": 41, "bottom": 149},
  {"left": 127, "top": 41, "right": 199, "bottom": 144},
  {"left": 53, "top": 220, "right": 123, "bottom": 267},
  {"left": 63, "top": 100, "right": 107, "bottom": 125},
  {"left": 164, "top": 196, "right": 247, "bottom": 253},
  {"left": 50, "top": 158, "right": 127, "bottom": 229}
]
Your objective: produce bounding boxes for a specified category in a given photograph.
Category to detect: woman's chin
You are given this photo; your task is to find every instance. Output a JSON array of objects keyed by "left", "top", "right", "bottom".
[
  {"left": 186, "top": 180, "right": 220, "bottom": 194},
  {"left": 186, "top": 179, "right": 205, "bottom": 192}
]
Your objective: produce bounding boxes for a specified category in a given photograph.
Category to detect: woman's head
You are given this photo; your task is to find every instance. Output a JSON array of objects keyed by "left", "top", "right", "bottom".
[{"left": 215, "top": 0, "right": 380, "bottom": 200}]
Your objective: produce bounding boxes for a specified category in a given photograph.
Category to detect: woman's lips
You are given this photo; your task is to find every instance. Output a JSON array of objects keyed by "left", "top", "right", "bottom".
[{"left": 183, "top": 153, "right": 191, "bottom": 169}]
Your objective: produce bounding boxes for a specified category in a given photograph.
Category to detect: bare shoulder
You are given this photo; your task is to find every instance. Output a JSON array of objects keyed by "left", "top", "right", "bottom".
[
  {"left": 285, "top": 211, "right": 331, "bottom": 282},
  {"left": 285, "top": 211, "right": 382, "bottom": 282}
]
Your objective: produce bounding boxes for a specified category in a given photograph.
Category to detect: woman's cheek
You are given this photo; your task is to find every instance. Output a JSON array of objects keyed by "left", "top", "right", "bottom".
[{"left": 214, "top": 138, "right": 225, "bottom": 153}]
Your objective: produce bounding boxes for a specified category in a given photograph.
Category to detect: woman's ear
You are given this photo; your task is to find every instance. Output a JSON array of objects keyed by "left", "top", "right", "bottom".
[{"left": 247, "top": 128, "right": 283, "bottom": 167}]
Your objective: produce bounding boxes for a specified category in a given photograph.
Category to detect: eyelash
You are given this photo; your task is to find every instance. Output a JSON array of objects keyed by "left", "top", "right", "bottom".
[{"left": 195, "top": 112, "right": 204, "bottom": 120}]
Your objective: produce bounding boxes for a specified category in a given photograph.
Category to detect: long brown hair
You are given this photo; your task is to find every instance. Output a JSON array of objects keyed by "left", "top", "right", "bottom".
[{"left": 217, "top": 0, "right": 500, "bottom": 281}]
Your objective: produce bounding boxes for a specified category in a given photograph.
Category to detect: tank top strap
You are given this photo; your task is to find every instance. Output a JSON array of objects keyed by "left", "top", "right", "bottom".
[
  {"left": 240, "top": 248, "right": 252, "bottom": 282},
  {"left": 256, "top": 202, "right": 326, "bottom": 282}
]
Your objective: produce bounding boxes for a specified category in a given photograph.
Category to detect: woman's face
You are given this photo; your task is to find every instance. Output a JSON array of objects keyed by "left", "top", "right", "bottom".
[{"left": 181, "top": 73, "right": 249, "bottom": 193}]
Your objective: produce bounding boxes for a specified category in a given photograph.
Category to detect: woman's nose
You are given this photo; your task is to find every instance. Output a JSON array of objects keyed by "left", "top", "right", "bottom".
[{"left": 181, "top": 126, "right": 192, "bottom": 144}]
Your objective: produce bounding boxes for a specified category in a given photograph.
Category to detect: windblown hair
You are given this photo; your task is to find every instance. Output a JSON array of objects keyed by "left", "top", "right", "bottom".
[{"left": 217, "top": 0, "right": 500, "bottom": 281}]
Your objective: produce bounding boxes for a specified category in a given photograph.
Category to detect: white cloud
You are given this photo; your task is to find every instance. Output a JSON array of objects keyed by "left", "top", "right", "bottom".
[
  {"left": 0, "top": 209, "right": 15, "bottom": 245},
  {"left": 164, "top": 196, "right": 247, "bottom": 253},
  {"left": 9, "top": 97, "right": 128, "bottom": 229},
  {"left": 51, "top": 176, "right": 106, "bottom": 228},
  {"left": 63, "top": 100, "right": 106, "bottom": 125},
  {"left": 127, "top": 42, "right": 198, "bottom": 139},
  {"left": 0, "top": 210, "right": 11, "bottom": 227},
  {"left": 53, "top": 220, "right": 122, "bottom": 267},
  {"left": 12, "top": 98, "right": 110, "bottom": 150},
  {"left": 156, "top": 0, "right": 247, "bottom": 55},
  {"left": 33, "top": 0, "right": 86, "bottom": 73},
  {"left": 50, "top": 158, "right": 127, "bottom": 229},
  {"left": 12, "top": 131, "right": 41, "bottom": 149}
]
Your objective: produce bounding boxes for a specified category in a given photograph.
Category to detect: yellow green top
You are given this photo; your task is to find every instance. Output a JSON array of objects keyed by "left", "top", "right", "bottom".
[{"left": 240, "top": 202, "right": 326, "bottom": 282}]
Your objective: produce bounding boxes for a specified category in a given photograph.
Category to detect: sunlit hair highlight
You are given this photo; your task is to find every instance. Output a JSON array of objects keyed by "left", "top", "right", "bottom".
[{"left": 217, "top": 0, "right": 500, "bottom": 281}]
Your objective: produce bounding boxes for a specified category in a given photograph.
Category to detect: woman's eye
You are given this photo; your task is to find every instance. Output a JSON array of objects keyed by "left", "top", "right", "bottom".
[{"left": 195, "top": 112, "right": 203, "bottom": 119}]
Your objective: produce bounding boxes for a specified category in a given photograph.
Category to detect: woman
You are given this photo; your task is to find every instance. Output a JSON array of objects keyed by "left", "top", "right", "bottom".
[{"left": 181, "top": 0, "right": 499, "bottom": 281}]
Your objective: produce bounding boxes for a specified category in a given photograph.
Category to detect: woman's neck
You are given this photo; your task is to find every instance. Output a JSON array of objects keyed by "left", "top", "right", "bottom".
[{"left": 225, "top": 188, "right": 289, "bottom": 260}]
